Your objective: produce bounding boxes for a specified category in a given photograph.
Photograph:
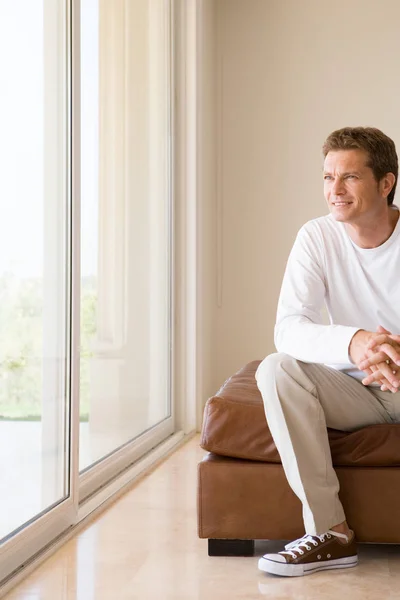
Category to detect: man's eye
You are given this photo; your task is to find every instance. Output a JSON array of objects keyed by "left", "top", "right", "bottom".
[
  {"left": 324, "top": 175, "right": 332, "bottom": 180},
  {"left": 346, "top": 175, "right": 356, "bottom": 179}
]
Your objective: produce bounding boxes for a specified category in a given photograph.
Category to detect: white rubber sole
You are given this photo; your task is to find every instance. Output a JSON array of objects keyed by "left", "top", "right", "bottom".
[{"left": 258, "top": 554, "right": 358, "bottom": 577}]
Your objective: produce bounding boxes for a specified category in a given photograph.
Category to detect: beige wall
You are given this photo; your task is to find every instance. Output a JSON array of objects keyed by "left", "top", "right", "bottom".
[{"left": 204, "top": 0, "right": 400, "bottom": 399}]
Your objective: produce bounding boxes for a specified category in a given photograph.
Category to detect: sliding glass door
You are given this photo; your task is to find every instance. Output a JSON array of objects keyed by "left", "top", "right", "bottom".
[
  {"left": 0, "top": 0, "right": 175, "bottom": 587},
  {"left": 0, "top": 0, "right": 71, "bottom": 542},
  {"left": 79, "top": 0, "right": 174, "bottom": 475},
  {"left": 0, "top": 0, "right": 76, "bottom": 582}
]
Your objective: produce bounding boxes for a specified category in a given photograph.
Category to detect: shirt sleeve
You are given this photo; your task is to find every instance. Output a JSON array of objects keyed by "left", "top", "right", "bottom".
[{"left": 274, "top": 224, "right": 361, "bottom": 364}]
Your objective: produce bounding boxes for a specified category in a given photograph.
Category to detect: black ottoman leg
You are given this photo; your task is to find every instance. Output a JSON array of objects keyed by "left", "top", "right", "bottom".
[{"left": 208, "top": 539, "right": 255, "bottom": 557}]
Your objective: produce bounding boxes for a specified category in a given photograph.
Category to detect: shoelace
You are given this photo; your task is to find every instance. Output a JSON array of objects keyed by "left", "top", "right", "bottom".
[{"left": 281, "top": 530, "right": 349, "bottom": 559}]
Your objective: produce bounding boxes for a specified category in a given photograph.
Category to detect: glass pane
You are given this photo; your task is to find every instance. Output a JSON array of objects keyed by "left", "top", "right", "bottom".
[
  {"left": 80, "top": 0, "right": 172, "bottom": 471},
  {"left": 0, "top": 0, "right": 69, "bottom": 540}
]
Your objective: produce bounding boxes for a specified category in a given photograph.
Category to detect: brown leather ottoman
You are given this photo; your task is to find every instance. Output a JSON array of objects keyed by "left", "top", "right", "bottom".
[{"left": 198, "top": 360, "right": 400, "bottom": 556}]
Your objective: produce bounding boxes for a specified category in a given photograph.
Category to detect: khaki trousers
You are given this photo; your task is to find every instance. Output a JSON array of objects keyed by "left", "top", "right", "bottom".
[{"left": 255, "top": 352, "right": 400, "bottom": 536}]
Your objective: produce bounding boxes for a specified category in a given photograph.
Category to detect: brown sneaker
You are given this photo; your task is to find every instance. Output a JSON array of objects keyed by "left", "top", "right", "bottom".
[{"left": 258, "top": 530, "right": 358, "bottom": 577}]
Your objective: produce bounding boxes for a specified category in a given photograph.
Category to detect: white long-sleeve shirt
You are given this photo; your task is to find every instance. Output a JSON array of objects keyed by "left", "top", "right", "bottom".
[{"left": 275, "top": 206, "right": 400, "bottom": 382}]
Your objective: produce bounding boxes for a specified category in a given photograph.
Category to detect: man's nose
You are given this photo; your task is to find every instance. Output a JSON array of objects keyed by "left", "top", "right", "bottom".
[{"left": 332, "top": 178, "right": 345, "bottom": 195}]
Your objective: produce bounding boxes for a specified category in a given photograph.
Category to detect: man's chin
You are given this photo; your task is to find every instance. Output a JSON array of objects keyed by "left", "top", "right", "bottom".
[
  {"left": 328, "top": 206, "right": 353, "bottom": 223},
  {"left": 330, "top": 212, "right": 347, "bottom": 222}
]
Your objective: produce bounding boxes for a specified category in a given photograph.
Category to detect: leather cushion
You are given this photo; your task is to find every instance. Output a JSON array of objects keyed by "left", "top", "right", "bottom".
[{"left": 200, "top": 360, "right": 400, "bottom": 467}]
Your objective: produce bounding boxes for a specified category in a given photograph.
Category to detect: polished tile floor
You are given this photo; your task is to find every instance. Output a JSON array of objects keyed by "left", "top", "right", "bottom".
[{"left": 4, "top": 436, "right": 400, "bottom": 599}]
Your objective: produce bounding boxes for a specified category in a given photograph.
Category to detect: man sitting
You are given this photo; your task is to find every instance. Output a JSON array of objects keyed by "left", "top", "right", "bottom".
[{"left": 256, "top": 126, "right": 400, "bottom": 577}]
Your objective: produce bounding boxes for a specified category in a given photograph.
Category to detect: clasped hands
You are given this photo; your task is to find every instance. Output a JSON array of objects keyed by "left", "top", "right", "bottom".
[{"left": 354, "top": 326, "right": 400, "bottom": 393}]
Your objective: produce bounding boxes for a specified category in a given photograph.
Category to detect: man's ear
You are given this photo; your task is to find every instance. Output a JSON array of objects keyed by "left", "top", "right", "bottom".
[{"left": 381, "top": 172, "right": 396, "bottom": 199}]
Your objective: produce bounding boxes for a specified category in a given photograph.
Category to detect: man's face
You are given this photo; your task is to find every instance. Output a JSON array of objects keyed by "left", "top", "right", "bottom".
[{"left": 323, "top": 149, "right": 388, "bottom": 224}]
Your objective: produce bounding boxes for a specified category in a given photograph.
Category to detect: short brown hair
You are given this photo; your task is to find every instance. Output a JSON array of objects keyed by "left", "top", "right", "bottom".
[{"left": 322, "top": 127, "right": 398, "bottom": 205}]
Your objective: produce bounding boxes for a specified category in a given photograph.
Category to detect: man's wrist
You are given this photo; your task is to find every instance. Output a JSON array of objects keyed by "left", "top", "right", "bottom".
[{"left": 348, "top": 329, "right": 369, "bottom": 364}]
